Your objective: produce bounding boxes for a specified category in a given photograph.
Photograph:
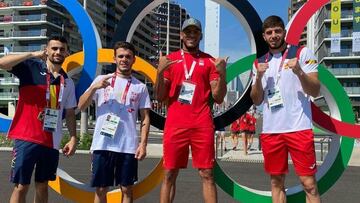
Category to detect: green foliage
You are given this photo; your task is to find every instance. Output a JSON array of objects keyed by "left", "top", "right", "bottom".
[
  {"left": 78, "top": 133, "right": 93, "bottom": 150},
  {"left": 0, "top": 134, "right": 13, "bottom": 147}
]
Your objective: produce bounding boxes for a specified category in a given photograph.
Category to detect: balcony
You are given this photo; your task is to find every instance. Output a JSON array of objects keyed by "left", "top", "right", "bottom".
[
  {"left": 0, "top": 0, "right": 46, "bottom": 8},
  {"left": 13, "top": 29, "right": 46, "bottom": 37},
  {"left": 344, "top": 87, "right": 360, "bottom": 95},
  {"left": 0, "top": 45, "right": 46, "bottom": 55},
  {"left": 0, "top": 92, "right": 19, "bottom": 100},
  {"left": 0, "top": 78, "right": 20, "bottom": 85},
  {"left": 329, "top": 49, "right": 360, "bottom": 57},
  {"left": 327, "top": 68, "right": 360, "bottom": 76}
]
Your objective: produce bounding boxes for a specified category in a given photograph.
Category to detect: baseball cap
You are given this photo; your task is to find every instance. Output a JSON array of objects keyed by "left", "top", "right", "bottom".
[{"left": 181, "top": 18, "right": 202, "bottom": 31}]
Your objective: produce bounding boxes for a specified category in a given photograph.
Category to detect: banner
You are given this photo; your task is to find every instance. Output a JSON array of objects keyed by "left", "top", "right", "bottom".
[
  {"left": 353, "top": 0, "right": 360, "bottom": 52},
  {"left": 331, "top": 0, "right": 341, "bottom": 53}
]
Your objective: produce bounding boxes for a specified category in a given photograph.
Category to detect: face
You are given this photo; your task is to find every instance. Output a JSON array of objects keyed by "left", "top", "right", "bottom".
[
  {"left": 114, "top": 48, "right": 135, "bottom": 75},
  {"left": 262, "top": 26, "right": 286, "bottom": 50},
  {"left": 180, "top": 26, "right": 202, "bottom": 50},
  {"left": 46, "top": 40, "right": 68, "bottom": 65}
]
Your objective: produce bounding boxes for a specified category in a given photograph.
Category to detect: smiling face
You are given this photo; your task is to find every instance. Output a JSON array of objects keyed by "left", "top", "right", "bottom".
[
  {"left": 46, "top": 40, "right": 68, "bottom": 65},
  {"left": 114, "top": 48, "right": 135, "bottom": 76},
  {"left": 180, "top": 26, "right": 202, "bottom": 53}
]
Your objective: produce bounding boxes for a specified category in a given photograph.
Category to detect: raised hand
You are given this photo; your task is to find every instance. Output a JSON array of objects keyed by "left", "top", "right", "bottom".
[
  {"left": 211, "top": 57, "right": 229, "bottom": 76},
  {"left": 32, "top": 50, "right": 47, "bottom": 61},
  {"left": 256, "top": 63, "right": 269, "bottom": 79},
  {"left": 157, "top": 52, "right": 179, "bottom": 74},
  {"left": 92, "top": 74, "right": 113, "bottom": 90},
  {"left": 286, "top": 57, "right": 303, "bottom": 76}
]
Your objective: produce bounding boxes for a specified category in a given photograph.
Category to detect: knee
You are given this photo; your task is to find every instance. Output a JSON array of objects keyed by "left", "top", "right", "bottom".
[
  {"left": 13, "top": 184, "right": 29, "bottom": 194},
  {"left": 95, "top": 187, "right": 108, "bottom": 197},
  {"left": 300, "top": 177, "right": 318, "bottom": 195},
  {"left": 121, "top": 186, "right": 133, "bottom": 197},
  {"left": 199, "top": 169, "right": 215, "bottom": 183},
  {"left": 163, "top": 170, "right": 178, "bottom": 184},
  {"left": 270, "top": 175, "right": 285, "bottom": 189}
]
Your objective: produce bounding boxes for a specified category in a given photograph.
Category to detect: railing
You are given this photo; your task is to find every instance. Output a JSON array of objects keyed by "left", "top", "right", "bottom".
[
  {"left": 344, "top": 87, "right": 360, "bottom": 94},
  {"left": 0, "top": 92, "right": 19, "bottom": 98},
  {"left": 0, "top": 78, "right": 20, "bottom": 85},
  {"left": 327, "top": 68, "right": 360, "bottom": 76},
  {"left": 12, "top": 29, "right": 46, "bottom": 37},
  {"left": 10, "top": 45, "right": 46, "bottom": 53},
  {"left": 329, "top": 49, "right": 360, "bottom": 57}
]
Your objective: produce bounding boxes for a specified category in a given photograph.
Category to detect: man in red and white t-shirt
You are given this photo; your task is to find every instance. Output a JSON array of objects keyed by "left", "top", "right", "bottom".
[
  {"left": 155, "top": 17, "right": 228, "bottom": 202},
  {"left": 251, "top": 16, "right": 321, "bottom": 203}
]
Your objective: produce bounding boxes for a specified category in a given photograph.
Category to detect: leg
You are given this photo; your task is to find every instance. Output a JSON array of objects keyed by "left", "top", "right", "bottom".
[
  {"left": 34, "top": 181, "right": 48, "bottom": 203},
  {"left": 242, "top": 132, "right": 248, "bottom": 155},
  {"left": 95, "top": 187, "right": 108, "bottom": 203},
  {"left": 10, "top": 184, "right": 30, "bottom": 203},
  {"left": 198, "top": 169, "right": 217, "bottom": 203},
  {"left": 270, "top": 175, "right": 286, "bottom": 203},
  {"left": 120, "top": 185, "right": 133, "bottom": 203},
  {"left": 299, "top": 176, "right": 320, "bottom": 203},
  {"left": 160, "top": 169, "right": 179, "bottom": 203}
]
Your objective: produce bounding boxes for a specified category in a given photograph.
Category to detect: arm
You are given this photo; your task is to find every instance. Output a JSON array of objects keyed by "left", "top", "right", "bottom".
[
  {"left": 78, "top": 75, "right": 113, "bottom": 110},
  {"left": 154, "top": 53, "right": 177, "bottom": 102},
  {"left": 210, "top": 73, "right": 227, "bottom": 104},
  {"left": 62, "top": 108, "right": 77, "bottom": 157},
  {"left": 0, "top": 51, "right": 45, "bottom": 71},
  {"left": 135, "top": 108, "right": 150, "bottom": 160},
  {"left": 210, "top": 57, "right": 228, "bottom": 104},
  {"left": 287, "top": 58, "right": 320, "bottom": 97},
  {"left": 250, "top": 63, "right": 268, "bottom": 105}
]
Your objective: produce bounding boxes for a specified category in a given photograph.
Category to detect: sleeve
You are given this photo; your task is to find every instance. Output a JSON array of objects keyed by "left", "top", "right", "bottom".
[
  {"left": 251, "top": 62, "right": 258, "bottom": 86},
  {"left": 299, "top": 47, "right": 318, "bottom": 74},
  {"left": 64, "top": 79, "right": 77, "bottom": 109},
  {"left": 139, "top": 85, "right": 151, "bottom": 109},
  {"left": 8, "top": 61, "right": 26, "bottom": 77}
]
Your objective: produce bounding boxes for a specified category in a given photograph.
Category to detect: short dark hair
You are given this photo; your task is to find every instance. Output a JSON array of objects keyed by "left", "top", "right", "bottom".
[
  {"left": 113, "top": 41, "right": 136, "bottom": 56},
  {"left": 47, "top": 35, "right": 68, "bottom": 45},
  {"left": 262, "top": 15, "right": 285, "bottom": 33}
]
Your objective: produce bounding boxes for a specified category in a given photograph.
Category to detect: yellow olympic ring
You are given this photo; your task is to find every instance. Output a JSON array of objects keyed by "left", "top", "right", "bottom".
[{"left": 48, "top": 48, "right": 163, "bottom": 202}]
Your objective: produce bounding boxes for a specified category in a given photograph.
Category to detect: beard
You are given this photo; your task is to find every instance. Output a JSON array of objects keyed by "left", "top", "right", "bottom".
[
  {"left": 49, "top": 58, "right": 64, "bottom": 65},
  {"left": 268, "top": 38, "right": 286, "bottom": 50}
]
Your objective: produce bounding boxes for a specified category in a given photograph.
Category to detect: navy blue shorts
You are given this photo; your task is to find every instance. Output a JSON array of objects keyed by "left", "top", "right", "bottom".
[
  {"left": 10, "top": 140, "right": 59, "bottom": 184},
  {"left": 91, "top": 150, "right": 138, "bottom": 187}
]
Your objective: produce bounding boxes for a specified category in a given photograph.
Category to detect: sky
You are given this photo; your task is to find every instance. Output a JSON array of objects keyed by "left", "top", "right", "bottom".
[{"left": 175, "top": 0, "right": 290, "bottom": 62}]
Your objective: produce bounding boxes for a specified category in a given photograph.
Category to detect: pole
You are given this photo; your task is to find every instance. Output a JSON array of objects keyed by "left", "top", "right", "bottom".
[
  {"left": 80, "top": 0, "right": 88, "bottom": 138},
  {"left": 166, "top": 0, "right": 170, "bottom": 54}
]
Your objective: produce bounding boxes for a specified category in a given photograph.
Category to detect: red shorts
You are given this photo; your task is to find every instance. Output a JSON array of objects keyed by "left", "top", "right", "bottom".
[
  {"left": 163, "top": 127, "right": 215, "bottom": 169},
  {"left": 260, "top": 129, "right": 317, "bottom": 176}
]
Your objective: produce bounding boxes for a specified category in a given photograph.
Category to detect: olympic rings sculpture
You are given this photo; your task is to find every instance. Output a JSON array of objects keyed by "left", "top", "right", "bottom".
[{"left": 0, "top": 0, "right": 359, "bottom": 202}]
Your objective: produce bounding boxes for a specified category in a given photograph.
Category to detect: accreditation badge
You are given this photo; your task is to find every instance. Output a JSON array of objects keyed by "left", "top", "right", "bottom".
[
  {"left": 43, "top": 108, "right": 60, "bottom": 132},
  {"left": 267, "top": 86, "right": 284, "bottom": 110},
  {"left": 178, "top": 80, "right": 196, "bottom": 104},
  {"left": 100, "top": 113, "right": 120, "bottom": 138}
]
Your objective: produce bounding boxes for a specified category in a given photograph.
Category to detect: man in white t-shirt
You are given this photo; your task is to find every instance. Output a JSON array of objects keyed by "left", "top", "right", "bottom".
[
  {"left": 78, "top": 41, "right": 151, "bottom": 203},
  {"left": 250, "top": 15, "right": 321, "bottom": 203}
]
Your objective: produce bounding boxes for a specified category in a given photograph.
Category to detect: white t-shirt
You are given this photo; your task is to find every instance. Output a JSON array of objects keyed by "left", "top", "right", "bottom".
[
  {"left": 252, "top": 47, "right": 318, "bottom": 133},
  {"left": 53, "top": 77, "right": 77, "bottom": 149},
  {"left": 90, "top": 74, "right": 151, "bottom": 153}
]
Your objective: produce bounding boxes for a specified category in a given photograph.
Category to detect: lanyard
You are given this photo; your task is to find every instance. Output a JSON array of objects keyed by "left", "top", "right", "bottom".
[
  {"left": 104, "top": 73, "right": 132, "bottom": 105},
  {"left": 265, "top": 48, "right": 289, "bottom": 85},
  {"left": 46, "top": 71, "right": 64, "bottom": 109},
  {"left": 181, "top": 49, "right": 197, "bottom": 80}
]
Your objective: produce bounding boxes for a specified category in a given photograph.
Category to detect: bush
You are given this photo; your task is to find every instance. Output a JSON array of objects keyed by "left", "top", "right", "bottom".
[
  {"left": 0, "top": 134, "right": 13, "bottom": 147},
  {"left": 78, "top": 133, "right": 93, "bottom": 150}
]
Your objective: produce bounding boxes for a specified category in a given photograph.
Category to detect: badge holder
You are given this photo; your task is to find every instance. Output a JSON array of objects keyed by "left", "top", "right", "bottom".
[
  {"left": 100, "top": 113, "right": 121, "bottom": 138},
  {"left": 43, "top": 108, "right": 60, "bottom": 132},
  {"left": 268, "top": 86, "right": 284, "bottom": 111},
  {"left": 178, "top": 80, "right": 196, "bottom": 104}
]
